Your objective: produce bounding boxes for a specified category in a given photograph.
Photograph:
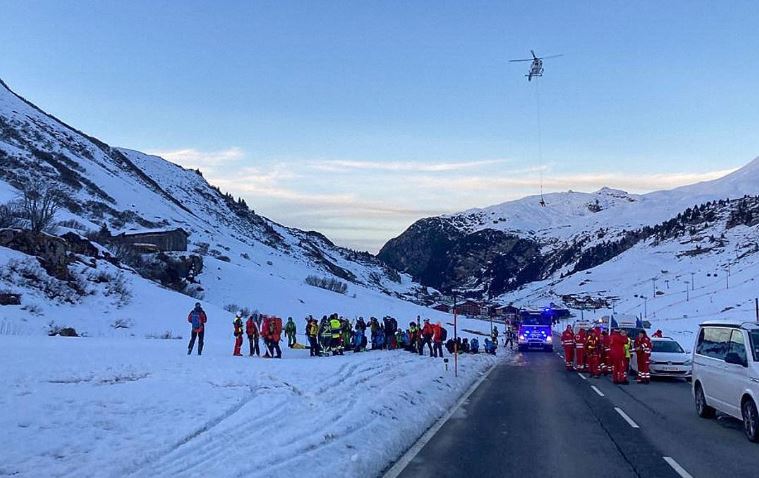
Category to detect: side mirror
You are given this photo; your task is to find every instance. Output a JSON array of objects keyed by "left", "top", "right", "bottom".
[{"left": 725, "top": 352, "right": 747, "bottom": 367}]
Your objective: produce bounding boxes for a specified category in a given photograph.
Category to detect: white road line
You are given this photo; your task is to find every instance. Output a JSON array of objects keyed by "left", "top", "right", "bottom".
[
  {"left": 591, "top": 385, "right": 605, "bottom": 397},
  {"left": 382, "top": 364, "right": 496, "bottom": 478},
  {"left": 577, "top": 372, "right": 587, "bottom": 380},
  {"left": 663, "top": 457, "right": 693, "bottom": 478},
  {"left": 614, "top": 407, "right": 640, "bottom": 429}
]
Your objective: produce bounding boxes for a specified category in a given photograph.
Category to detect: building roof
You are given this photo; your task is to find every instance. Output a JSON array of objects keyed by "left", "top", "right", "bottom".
[{"left": 116, "top": 227, "right": 188, "bottom": 237}]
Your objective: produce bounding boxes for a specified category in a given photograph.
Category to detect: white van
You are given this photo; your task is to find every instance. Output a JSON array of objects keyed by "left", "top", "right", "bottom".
[{"left": 692, "top": 320, "right": 759, "bottom": 442}]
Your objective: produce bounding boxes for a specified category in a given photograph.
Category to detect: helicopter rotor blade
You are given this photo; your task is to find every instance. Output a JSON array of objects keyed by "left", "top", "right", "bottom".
[
  {"left": 509, "top": 58, "right": 533, "bottom": 62},
  {"left": 539, "top": 54, "right": 564, "bottom": 60},
  {"left": 531, "top": 50, "right": 537, "bottom": 59}
]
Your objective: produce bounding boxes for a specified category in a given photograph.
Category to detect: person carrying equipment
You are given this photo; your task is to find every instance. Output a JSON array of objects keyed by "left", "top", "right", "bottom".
[
  {"left": 262, "top": 316, "right": 283, "bottom": 358},
  {"left": 561, "top": 325, "right": 575, "bottom": 370},
  {"left": 634, "top": 330, "right": 652, "bottom": 384},
  {"left": 420, "top": 319, "right": 434, "bottom": 356},
  {"left": 432, "top": 322, "right": 445, "bottom": 358},
  {"left": 233, "top": 311, "right": 244, "bottom": 356},
  {"left": 246, "top": 313, "right": 260, "bottom": 357},
  {"left": 284, "top": 317, "right": 297, "bottom": 348},
  {"left": 319, "top": 316, "right": 333, "bottom": 355},
  {"left": 187, "top": 302, "right": 207, "bottom": 355}
]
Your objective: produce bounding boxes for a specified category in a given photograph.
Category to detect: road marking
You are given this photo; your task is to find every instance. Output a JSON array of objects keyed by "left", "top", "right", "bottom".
[
  {"left": 591, "top": 385, "right": 605, "bottom": 397},
  {"left": 663, "top": 457, "right": 693, "bottom": 478},
  {"left": 614, "top": 407, "right": 640, "bottom": 429},
  {"left": 577, "top": 372, "right": 587, "bottom": 380},
  {"left": 382, "top": 364, "right": 496, "bottom": 478}
]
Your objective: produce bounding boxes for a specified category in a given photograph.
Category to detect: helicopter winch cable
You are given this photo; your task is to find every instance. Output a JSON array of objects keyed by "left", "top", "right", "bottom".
[{"left": 534, "top": 77, "right": 545, "bottom": 205}]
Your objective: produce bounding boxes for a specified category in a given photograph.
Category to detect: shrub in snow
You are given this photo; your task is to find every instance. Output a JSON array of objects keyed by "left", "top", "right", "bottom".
[
  {"left": 0, "top": 291, "right": 21, "bottom": 305},
  {"left": 223, "top": 304, "right": 250, "bottom": 316},
  {"left": 19, "top": 182, "right": 64, "bottom": 235},
  {"left": 304, "top": 275, "right": 348, "bottom": 294},
  {"left": 111, "top": 318, "right": 134, "bottom": 329},
  {"left": 21, "top": 303, "right": 42, "bottom": 315},
  {"left": 145, "top": 330, "right": 182, "bottom": 340},
  {"left": 47, "top": 322, "right": 78, "bottom": 337},
  {"left": 104, "top": 272, "right": 132, "bottom": 307},
  {"left": 0, "top": 259, "right": 82, "bottom": 303},
  {"left": 0, "top": 201, "right": 21, "bottom": 228}
]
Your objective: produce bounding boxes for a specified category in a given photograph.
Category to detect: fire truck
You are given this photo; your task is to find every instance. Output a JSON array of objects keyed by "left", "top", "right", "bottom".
[{"left": 517, "top": 309, "right": 554, "bottom": 351}]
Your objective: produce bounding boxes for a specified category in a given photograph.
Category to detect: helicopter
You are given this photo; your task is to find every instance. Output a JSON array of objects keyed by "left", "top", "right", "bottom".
[{"left": 509, "top": 50, "right": 563, "bottom": 81}]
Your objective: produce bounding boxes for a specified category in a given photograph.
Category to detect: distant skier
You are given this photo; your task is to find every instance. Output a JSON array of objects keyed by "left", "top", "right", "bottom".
[
  {"left": 246, "top": 313, "right": 260, "bottom": 357},
  {"left": 187, "top": 302, "right": 207, "bottom": 355},
  {"left": 285, "top": 317, "right": 297, "bottom": 348},
  {"left": 233, "top": 311, "right": 244, "bottom": 356}
]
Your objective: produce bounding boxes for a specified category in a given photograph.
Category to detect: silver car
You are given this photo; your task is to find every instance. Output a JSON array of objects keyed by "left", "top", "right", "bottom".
[{"left": 630, "top": 337, "right": 692, "bottom": 379}]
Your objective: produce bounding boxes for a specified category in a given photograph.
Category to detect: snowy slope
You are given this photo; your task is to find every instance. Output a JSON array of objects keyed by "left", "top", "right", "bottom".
[{"left": 0, "top": 77, "right": 434, "bottom": 338}]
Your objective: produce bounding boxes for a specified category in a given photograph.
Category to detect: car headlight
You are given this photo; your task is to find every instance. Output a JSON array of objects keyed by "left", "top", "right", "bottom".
[
  {"left": 684, "top": 359, "right": 692, "bottom": 366},
  {"left": 547, "top": 336, "right": 553, "bottom": 342},
  {"left": 519, "top": 335, "right": 525, "bottom": 341}
]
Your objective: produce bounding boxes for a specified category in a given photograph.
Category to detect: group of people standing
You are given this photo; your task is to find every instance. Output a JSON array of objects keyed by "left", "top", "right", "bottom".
[{"left": 560, "top": 325, "right": 652, "bottom": 384}]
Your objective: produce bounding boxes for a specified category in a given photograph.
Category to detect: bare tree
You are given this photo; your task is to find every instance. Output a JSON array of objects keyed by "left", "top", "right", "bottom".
[
  {"left": 20, "top": 183, "right": 62, "bottom": 235},
  {"left": 0, "top": 201, "right": 21, "bottom": 229}
]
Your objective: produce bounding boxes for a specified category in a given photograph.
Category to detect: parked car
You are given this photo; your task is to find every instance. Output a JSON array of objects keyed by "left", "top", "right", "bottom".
[
  {"left": 630, "top": 336, "right": 692, "bottom": 379},
  {"left": 692, "top": 320, "right": 759, "bottom": 442}
]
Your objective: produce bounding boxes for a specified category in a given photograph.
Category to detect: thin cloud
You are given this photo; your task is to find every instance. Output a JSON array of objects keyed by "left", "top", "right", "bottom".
[
  {"left": 310, "top": 158, "right": 510, "bottom": 173},
  {"left": 147, "top": 147, "right": 245, "bottom": 171}
]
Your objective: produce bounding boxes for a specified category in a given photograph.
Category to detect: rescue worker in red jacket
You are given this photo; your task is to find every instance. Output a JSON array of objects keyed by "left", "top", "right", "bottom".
[
  {"left": 586, "top": 329, "right": 601, "bottom": 378},
  {"left": 574, "top": 328, "right": 587, "bottom": 371},
  {"left": 652, "top": 329, "right": 663, "bottom": 338},
  {"left": 432, "top": 322, "right": 445, "bottom": 358},
  {"left": 245, "top": 314, "right": 260, "bottom": 357},
  {"left": 187, "top": 302, "right": 207, "bottom": 355},
  {"left": 420, "top": 319, "right": 434, "bottom": 356},
  {"left": 610, "top": 330, "right": 629, "bottom": 384},
  {"left": 634, "top": 330, "right": 653, "bottom": 384},
  {"left": 600, "top": 330, "right": 611, "bottom": 375},
  {"left": 561, "top": 325, "right": 575, "bottom": 370},
  {"left": 232, "top": 311, "right": 244, "bottom": 356}
]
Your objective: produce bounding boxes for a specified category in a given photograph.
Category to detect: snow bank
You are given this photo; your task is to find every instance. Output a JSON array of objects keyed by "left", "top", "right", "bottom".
[{"left": 0, "top": 322, "right": 499, "bottom": 478}]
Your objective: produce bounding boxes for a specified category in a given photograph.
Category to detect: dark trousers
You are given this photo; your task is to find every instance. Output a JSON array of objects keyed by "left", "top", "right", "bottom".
[
  {"left": 188, "top": 329, "right": 204, "bottom": 355},
  {"left": 248, "top": 336, "right": 260, "bottom": 356},
  {"left": 308, "top": 336, "right": 319, "bottom": 356},
  {"left": 267, "top": 340, "right": 282, "bottom": 358},
  {"left": 433, "top": 342, "right": 444, "bottom": 358},
  {"left": 504, "top": 338, "right": 514, "bottom": 349},
  {"left": 420, "top": 335, "right": 432, "bottom": 355}
]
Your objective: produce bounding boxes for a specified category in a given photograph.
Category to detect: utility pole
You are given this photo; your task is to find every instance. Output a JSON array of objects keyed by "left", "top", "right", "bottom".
[
  {"left": 665, "top": 279, "right": 670, "bottom": 289},
  {"left": 652, "top": 278, "right": 657, "bottom": 298},
  {"left": 453, "top": 292, "right": 458, "bottom": 377},
  {"left": 643, "top": 296, "right": 648, "bottom": 318},
  {"left": 685, "top": 282, "right": 690, "bottom": 302},
  {"left": 691, "top": 272, "right": 695, "bottom": 290},
  {"left": 727, "top": 264, "right": 730, "bottom": 290},
  {"left": 755, "top": 298, "right": 758, "bottom": 323}
]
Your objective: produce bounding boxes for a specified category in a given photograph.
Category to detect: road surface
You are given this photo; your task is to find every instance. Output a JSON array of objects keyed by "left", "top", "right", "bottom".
[{"left": 393, "top": 347, "right": 759, "bottom": 478}]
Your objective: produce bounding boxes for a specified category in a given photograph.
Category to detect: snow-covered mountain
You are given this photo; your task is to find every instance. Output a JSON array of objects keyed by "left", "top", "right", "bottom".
[
  {"left": 0, "top": 78, "right": 436, "bottom": 336},
  {"left": 379, "top": 158, "right": 759, "bottom": 300}
]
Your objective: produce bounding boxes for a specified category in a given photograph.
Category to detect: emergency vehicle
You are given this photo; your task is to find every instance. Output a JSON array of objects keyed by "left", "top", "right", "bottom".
[{"left": 517, "top": 309, "right": 554, "bottom": 351}]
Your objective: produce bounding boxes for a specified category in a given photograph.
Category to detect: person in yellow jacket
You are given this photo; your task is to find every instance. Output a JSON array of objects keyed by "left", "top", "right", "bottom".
[
  {"left": 330, "top": 314, "right": 343, "bottom": 355},
  {"left": 623, "top": 331, "right": 632, "bottom": 375}
]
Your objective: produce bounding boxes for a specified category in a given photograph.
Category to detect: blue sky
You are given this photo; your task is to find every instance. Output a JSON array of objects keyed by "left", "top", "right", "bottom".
[{"left": 2, "top": 1, "right": 759, "bottom": 251}]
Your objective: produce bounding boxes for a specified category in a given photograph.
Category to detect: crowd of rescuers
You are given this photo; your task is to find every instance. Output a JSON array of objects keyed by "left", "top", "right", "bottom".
[
  {"left": 560, "top": 324, "right": 653, "bottom": 384},
  {"left": 186, "top": 303, "right": 500, "bottom": 358}
]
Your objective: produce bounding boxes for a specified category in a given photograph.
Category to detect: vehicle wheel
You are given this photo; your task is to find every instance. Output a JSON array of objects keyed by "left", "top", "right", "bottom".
[
  {"left": 742, "top": 398, "right": 759, "bottom": 442},
  {"left": 695, "top": 383, "right": 715, "bottom": 418}
]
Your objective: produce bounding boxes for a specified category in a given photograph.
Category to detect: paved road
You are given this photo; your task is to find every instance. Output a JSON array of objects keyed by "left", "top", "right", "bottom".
[{"left": 395, "top": 346, "right": 759, "bottom": 478}]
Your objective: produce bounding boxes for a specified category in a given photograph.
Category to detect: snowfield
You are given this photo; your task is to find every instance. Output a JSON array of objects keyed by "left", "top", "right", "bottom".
[{"left": 1, "top": 324, "right": 498, "bottom": 478}]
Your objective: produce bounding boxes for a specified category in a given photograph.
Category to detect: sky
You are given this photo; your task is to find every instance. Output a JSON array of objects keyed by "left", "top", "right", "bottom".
[{"left": 2, "top": 0, "right": 759, "bottom": 252}]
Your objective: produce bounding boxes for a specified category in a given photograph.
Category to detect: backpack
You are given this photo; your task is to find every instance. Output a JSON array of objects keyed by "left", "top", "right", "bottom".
[
  {"left": 190, "top": 310, "right": 201, "bottom": 329},
  {"left": 440, "top": 327, "right": 448, "bottom": 341}
]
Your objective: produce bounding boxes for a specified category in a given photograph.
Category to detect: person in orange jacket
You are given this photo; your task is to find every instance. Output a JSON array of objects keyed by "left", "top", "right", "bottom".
[
  {"left": 232, "top": 311, "right": 244, "bottom": 356},
  {"left": 610, "top": 330, "right": 629, "bottom": 384},
  {"left": 586, "top": 329, "right": 601, "bottom": 378},
  {"left": 634, "top": 330, "right": 653, "bottom": 384},
  {"left": 420, "top": 319, "right": 434, "bottom": 356},
  {"left": 574, "top": 328, "right": 587, "bottom": 371},
  {"left": 561, "top": 325, "right": 575, "bottom": 370},
  {"left": 600, "top": 330, "right": 611, "bottom": 375},
  {"left": 432, "top": 322, "right": 445, "bottom": 358}
]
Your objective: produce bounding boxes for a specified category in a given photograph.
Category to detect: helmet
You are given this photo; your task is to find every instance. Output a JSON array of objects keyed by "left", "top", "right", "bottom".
[
  {"left": 236, "top": 311, "right": 242, "bottom": 318},
  {"left": 195, "top": 302, "right": 201, "bottom": 308}
]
